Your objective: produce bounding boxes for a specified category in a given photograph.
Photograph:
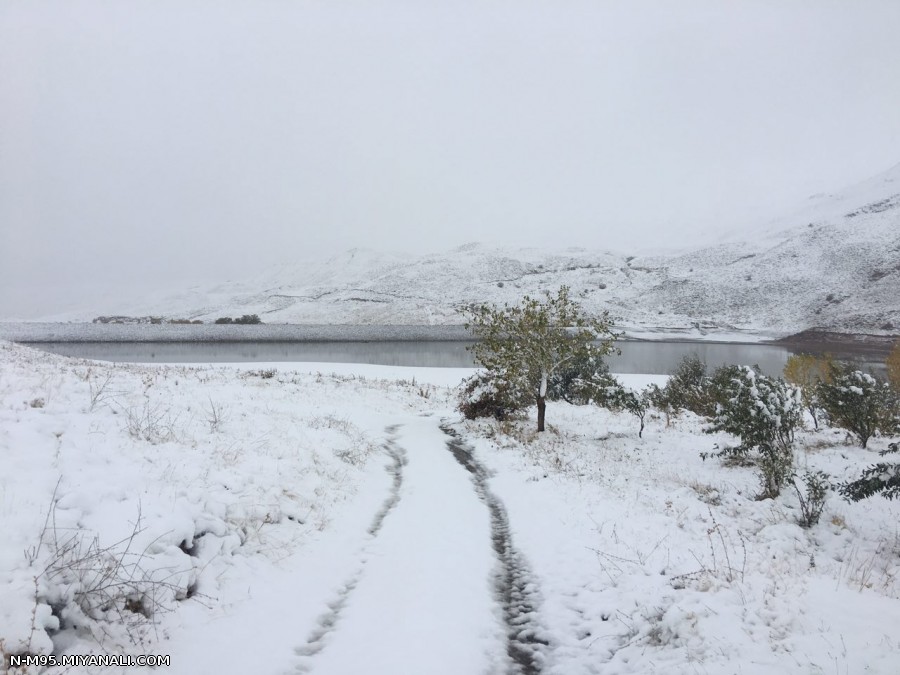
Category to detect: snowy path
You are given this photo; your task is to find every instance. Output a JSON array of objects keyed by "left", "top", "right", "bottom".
[{"left": 291, "top": 415, "right": 541, "bottom": 675}]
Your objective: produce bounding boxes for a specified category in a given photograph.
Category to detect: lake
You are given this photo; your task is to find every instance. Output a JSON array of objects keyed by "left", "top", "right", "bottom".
[{"left": 28, "top": 339, "right": 887, "bottom": 377}]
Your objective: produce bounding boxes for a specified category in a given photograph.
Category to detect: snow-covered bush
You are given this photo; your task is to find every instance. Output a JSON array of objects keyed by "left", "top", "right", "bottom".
[
  {"left": 818, "top": 366, "right": 899, "bottom": 448},
  {"left": 840, "top": 442, "right": 900, "bottom": 501},
  {"left": 580, "top": 372, "right": 650, "bottom": 437},
  {"left": 458, "top": 371, "right": 529, "bottom": 421},
  {"left": 612, "top": 388, "right": 650, "bottom": 438},
  {"left": 546, "top": 352, "right": 610, "bottom": 405},
  {"left": 648, "top": 354, "right": 717, "bottom": 419},
  {"left": 705, "top": 366, "right": 803, "bottom": 499}
]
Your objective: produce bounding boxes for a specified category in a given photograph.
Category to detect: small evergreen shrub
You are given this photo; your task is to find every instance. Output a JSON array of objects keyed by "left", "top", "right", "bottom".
[
  {"left": 648, "top": 354, "right": 717, "bottom": 418},
  {"left": 578, "top": 372, "right": 649, "bottom": 437},
  {"left": 705, "top": 366, "right": 803, "bottom": 499},
  {"left": 610, "top": 387, "right": 650, "bottom": 438},
  {"left": 818, "top": 365, "right": 899, "bottom": 448},
  {"left": 458, "top": 372, "right": 529, "bottom": 421},
  {"left": 548, "top": 353, "right": 611, "bottom": 405},
  {"left": 792, "top": 470, "right": 830, "bottom": 527},
  {"left": 840, "top": 443, "right": 900, "bottom": 501},
  {"left": 706, "top": 364, "right": 747, "bottom": 411}
]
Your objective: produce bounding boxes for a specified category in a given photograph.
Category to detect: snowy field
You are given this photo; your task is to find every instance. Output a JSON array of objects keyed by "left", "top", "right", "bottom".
[{"left": 2, "top": 341, "right": 899, "bottom": 674}]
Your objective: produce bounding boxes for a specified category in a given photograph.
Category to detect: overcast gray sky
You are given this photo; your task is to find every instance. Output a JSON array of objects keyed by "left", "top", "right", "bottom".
[{"left": 2, "top": 0, "right": 900, "bottom": 318}]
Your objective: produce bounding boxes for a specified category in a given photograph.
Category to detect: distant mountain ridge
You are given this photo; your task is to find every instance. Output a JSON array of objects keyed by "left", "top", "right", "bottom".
[{"left": 46, "top": 164, "right": 900, "bottom": 337}]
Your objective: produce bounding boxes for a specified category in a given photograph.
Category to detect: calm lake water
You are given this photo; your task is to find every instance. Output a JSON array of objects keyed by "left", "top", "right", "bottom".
[{"left": 30, "top": 340, "right": 886, "bottom": 377}]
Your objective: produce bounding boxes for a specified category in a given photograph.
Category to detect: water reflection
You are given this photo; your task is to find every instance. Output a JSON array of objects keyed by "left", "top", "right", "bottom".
[
  {"left": 31, "top": 340, "right": 885, "bottom": 377},
  {"left": 610, "top": 342, "right": 791, "bottom": 375}
]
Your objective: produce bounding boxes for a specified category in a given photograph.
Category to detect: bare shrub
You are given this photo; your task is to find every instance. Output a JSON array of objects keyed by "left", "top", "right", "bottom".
[
  {"left": 205, "top": 397, "right": 227, "bottom": 433},
  {"left": 29, "top": 501, "right": 189, "bottom": 651},
  {"left": 307, "top": 415, "right": 375, "bottom": 465},
  {"left": 690, "top": 481, "right": 722, "bottom": 506},
  {"left": 672, "top": 509, "right": 747, "bottom": 589},
  {"left": 89, "top": 372, "right": 116, "bottom": 411},
  {"left": 123, "top": 402, "right": 178, "bottom": 444}
]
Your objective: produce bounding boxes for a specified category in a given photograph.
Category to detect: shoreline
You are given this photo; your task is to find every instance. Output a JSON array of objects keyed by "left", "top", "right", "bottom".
[
  {"left": 0, "top": 322, "right": 895, "bottom": 355},
  {"left": 770, "top": 328, "right": 898, "bottom": 356}
]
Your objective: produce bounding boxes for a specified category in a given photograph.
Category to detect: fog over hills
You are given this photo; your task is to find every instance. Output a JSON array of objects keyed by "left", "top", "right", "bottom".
[{"left": 41, "top": 164, "right": 900, "bottom": 337}]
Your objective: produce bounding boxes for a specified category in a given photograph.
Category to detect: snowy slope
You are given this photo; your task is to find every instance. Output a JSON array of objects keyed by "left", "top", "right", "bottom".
[
  {"left": 635, "top": 163, "right": 900, "bottom": 335},
  {"left": 41, "top": 164, "right": 900, "bottom": 335}
]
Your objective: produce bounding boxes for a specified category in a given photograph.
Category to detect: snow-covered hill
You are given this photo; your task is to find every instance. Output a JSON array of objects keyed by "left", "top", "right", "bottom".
[{"left": 47, "top": 164, "right": 900, "bottom": 336}]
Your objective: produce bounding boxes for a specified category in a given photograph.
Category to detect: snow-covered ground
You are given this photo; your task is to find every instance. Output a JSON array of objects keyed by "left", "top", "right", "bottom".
[
  {"left": 2, "top": 342, "right": 900, "bottom": 674},
  {"left": 453, "top": 408, "right": 900, "bottom": 674}
]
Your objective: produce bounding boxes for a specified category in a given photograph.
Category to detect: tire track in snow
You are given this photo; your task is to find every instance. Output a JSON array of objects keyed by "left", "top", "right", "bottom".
[
  {"left": 292, "top": 425, "right": 407, "bottom": 670},
  {"left": 441, "top": 423, "right": 550, "bottom": 675},
  {"left": 366, "top": 424, "right": 407, "bottom": 536}
]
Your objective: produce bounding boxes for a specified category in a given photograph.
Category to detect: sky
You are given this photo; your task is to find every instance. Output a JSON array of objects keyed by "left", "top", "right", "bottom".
[{"left": 2, "top": 0, "right": 900, "bottom": 318}]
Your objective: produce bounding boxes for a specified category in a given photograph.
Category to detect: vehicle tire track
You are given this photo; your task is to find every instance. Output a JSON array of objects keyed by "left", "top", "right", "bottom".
[
  {"left": 441, "top": 423, "right": 550, "bottom": 675},
  {"left": 367, "top": 424, "right": 407, "bottom": 536},
  {"left": 292, "top": 425, "right": 407, "bottom": 671}
]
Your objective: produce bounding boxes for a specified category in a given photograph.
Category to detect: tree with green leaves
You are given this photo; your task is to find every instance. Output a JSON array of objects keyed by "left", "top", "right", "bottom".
[
  {"left": 888, "top": 341, "right": 900, "bottom": 390},
  {"left": 783, "top": 353, "right": 833, "bottom": 429},
  {"left": 460, "top": 286, "right": 618, "bottom": 432}
]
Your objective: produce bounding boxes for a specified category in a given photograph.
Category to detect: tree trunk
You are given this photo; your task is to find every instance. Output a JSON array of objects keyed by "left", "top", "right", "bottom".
[{"left": 537, "top": 395, "right": 546, "bottom": 432}]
